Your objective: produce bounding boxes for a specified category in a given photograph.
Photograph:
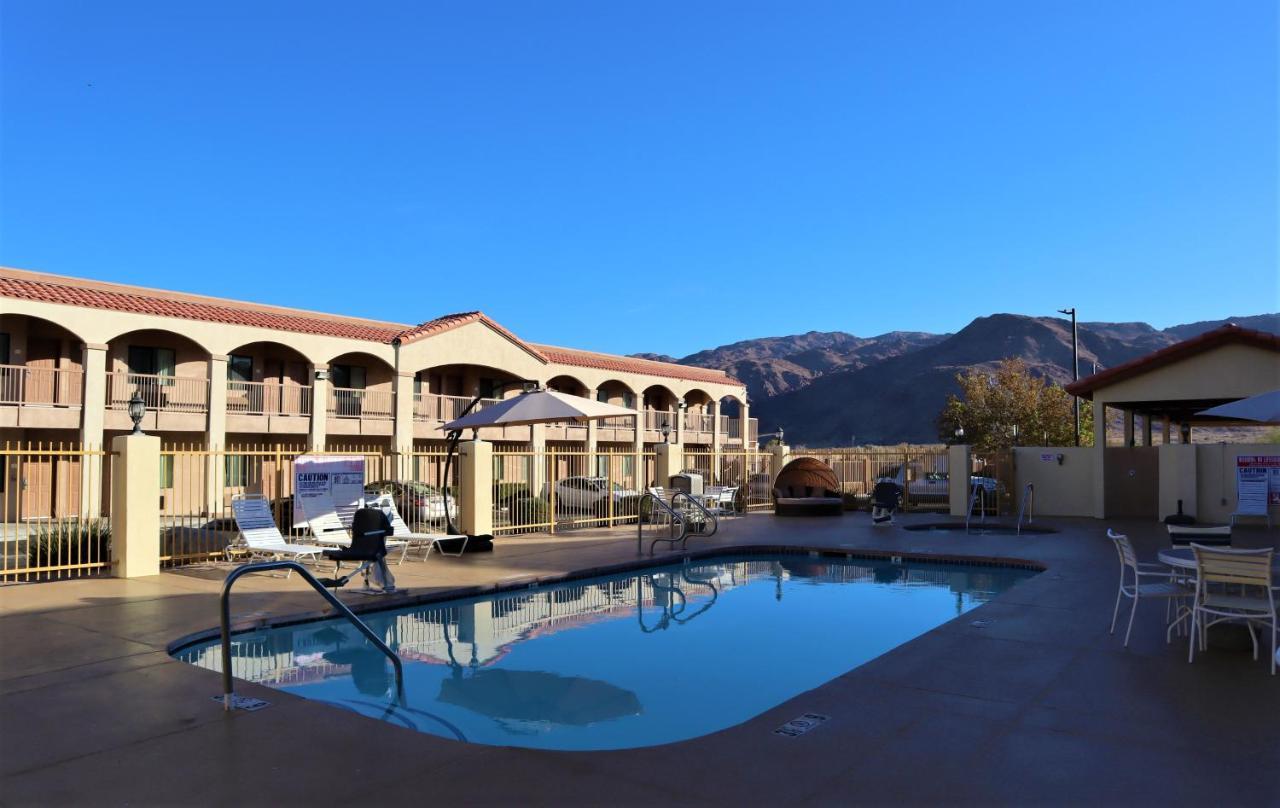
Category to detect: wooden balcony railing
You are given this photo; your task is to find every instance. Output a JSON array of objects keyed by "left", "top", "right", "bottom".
[
  {"left": 106, "top": 372, "right": 209, "bottom": 413},
  {"left": 643, "top": 410, "right": 676, "bottom": 431},
  {"left": 0, "top": 364, "right": 83, "bottom": 408},
  {"left": 227, "top": 381, "right": 312, "bottom": 417},
  {"left": 328, "top": 387, "right": 394, "bottom": 420},
  {"left": 413, "top": 393, "right": 502, "bottom": 423}
]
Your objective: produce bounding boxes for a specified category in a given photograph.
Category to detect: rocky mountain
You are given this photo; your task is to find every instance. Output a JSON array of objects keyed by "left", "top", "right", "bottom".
[{"left": 642, "top": 313, "right": 1278, "bottom": 446}]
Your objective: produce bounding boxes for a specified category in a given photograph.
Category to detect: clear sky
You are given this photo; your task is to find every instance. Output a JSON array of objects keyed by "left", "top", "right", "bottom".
[{"left": 2, "top": 1, "right": 1276, "bottom": 357}]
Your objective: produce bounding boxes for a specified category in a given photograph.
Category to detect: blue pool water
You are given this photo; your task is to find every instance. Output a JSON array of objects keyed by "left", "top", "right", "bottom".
[{"left": 176, "top": 554, "right": 1035, "bottom": 750}]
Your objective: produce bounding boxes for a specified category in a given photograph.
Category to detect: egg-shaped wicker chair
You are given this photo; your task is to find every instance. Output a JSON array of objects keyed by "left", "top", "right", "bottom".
[{"left": 772, "top": 457, "right": 844, "bottom": 517}]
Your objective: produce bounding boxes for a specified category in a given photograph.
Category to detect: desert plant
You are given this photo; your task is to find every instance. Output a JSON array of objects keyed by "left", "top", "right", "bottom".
[{"left": 26, "top": 519, "right": 112, "bottom": 569}]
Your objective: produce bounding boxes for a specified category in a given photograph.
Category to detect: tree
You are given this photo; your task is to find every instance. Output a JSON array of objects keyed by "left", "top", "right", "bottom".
[{"left": 937, "top": 358, "right": 1093, "bottom": 453}]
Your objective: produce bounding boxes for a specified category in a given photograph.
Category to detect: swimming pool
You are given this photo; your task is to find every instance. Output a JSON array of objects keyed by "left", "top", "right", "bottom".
[{"left": 175, "top": 553, "right": 1036, "bottom": 750}]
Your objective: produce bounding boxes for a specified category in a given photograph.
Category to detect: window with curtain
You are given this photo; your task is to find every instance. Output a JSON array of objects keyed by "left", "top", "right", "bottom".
[{"left": 227, "top": 355, "right": 253, "bottom": 382}]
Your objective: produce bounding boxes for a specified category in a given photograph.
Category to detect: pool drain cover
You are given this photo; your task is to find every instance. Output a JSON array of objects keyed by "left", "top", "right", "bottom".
[
  {"left": 774, "top": 713, "right": 829, "bottom": 737},
  {"left": 213, "top": 695, "right": 271, "bottom": 711},
  {"left": 970, "top": 619, "right": 993, "bottom": 628}
]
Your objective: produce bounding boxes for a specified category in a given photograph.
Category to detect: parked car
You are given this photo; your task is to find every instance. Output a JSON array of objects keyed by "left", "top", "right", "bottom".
[
  {"left": 548, "top": 476, "right": 639, "bottom": 514},
  {"left": 876, "top": 466, "right": 1001, "bottom": 502},
  {"left": 363, "top": 480, "right": 455, "bottom": 523}
]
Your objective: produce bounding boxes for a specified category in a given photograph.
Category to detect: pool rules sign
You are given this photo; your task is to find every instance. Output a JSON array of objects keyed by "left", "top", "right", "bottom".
[
  {"left": 1237, "top": 455, "right": 1280, "bottom": 506},
  {"left": 293, "top": 455, "right": 366, "bottom": 526}
]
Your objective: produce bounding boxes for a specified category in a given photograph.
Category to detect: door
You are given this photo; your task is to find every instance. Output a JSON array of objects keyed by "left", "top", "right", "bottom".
[
  {"left": 24, "top": 338, "right": 59, "bottom": 405},
  {"left": 19, "top": 454, "right": 54, "bottom": 521},
  {"left": 1104, "top": 447, "right": 1159, "bottom": 518}
]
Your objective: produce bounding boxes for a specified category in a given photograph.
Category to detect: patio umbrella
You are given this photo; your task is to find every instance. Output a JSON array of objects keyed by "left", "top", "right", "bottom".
[
  {"left": 443, "top": 389, "right": 636, "bottom": 432},
  {"left": 438, "top": 668, "right": 642, "bottom": 725},
  {"left": 1195, "top": 389, "right": 1280, "bottom": 424}
]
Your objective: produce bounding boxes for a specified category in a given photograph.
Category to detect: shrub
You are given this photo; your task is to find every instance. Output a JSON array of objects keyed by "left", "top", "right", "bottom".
[
  {"left": 507, "top": 497, "right": 549, "bottom": 534},
  {"left": 26, "top": 519, "right": 112, "bottom": 569},
  {"left": 493, "top": 483, "right": 532, "bottom": 507}
]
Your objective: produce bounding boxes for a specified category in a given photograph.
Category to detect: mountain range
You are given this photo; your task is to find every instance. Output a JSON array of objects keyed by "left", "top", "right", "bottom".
[{"left": 635, "top": 313, "right": 1279, "bottom": 446}]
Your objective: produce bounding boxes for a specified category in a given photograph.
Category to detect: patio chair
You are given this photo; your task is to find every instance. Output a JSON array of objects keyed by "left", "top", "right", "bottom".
[
  {"left": 870, "top": 481, "right": 901, "bottom": 525},
  {"left": 1106, "top": 529, "right": 1191, "bottom": 647},
  {"left": 713, "top": 486, "right": 739, "bottom": 517},
  {"left": 368, "top": 494, "right": 470, "bottom": 559},
  {"left": 1187, "top": 544, "right": 1276, "bottom": 675},
  {"left": 320, "top": 506, "right": 396, "bottom": 594},
  {"left": 228, "top": 494, "right": 325, "bottom": 573},
  {"left": 304, "top": 508, "right": 410, "bottom": 564},
  {"left": 1230, "top": 478, "right": 1272, "bottom": 528}
]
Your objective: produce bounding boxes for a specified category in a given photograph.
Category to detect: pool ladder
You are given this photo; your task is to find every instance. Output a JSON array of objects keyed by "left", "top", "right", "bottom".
[
  {"left": 218, "top": 560, "right": 403, "bottom": 711},
  {"left": 964, "top": 482, "right": 988, "bottom": 534},
  {"left": 1016, "top": 483, "right": 1035, "bottom": 535},
  {"left": 636, "top": 491, "right": 718, "bottom": 555}
]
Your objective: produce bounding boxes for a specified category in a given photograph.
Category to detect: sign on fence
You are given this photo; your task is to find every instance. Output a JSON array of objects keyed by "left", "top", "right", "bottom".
[
  {"left": 1237, "top": 455, "right": 1280, "bottom": 506},
  {"left": 293, "top": 455, "right": 365, "bottom": 526}
]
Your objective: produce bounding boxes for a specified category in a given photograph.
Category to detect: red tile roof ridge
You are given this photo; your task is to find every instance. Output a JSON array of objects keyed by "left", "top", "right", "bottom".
[
  {"left": 396, "top": 311, "right": 549, "bottom": 362},
  {"left": 531, "top": 343, "right": 743, "bottom": 387},
  {"left": 1065, "top": 324, "right": 1280, "bottom": 398},
  {"left": 0, "top": 265, "right": 410, "bottom": 341}
]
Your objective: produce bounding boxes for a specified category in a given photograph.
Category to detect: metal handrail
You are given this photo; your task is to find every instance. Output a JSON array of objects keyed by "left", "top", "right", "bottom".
[
  {"left": 965, "top": 481, "right": 987, "bottom": 534},
  {"left": 672, "top": 491, "right": 719, "bottom": 540},
  {"left": 1016, "top": 483, "right": 1035, "bottom": 535},
  {"left": 637, "top": 492, "right": 689, "bottom": 555},
  {"left": 219, "top": 560, "right": 403, "bottom": 710}
]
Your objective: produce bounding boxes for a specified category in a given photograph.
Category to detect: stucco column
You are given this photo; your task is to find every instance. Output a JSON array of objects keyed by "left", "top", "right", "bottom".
[
  {"left": 392, "top": 371, "right": 415, "bottom": 453},
  {"left": 655, "top": 442, "right": 683, "bottom": 489},
  {"left": 1091, "top": 399, "right": 1107, "bottom": 518},
  {"left": 585, "top": 388, "right": 599, "bottom": 457},
  {"left": 458, "top": 438, "right": 493, "bottom": 535},
  {"left": 1142, "top": 414, "right": 1153, "bottom": 447},
  {"left": 1158, "top": 443, "right": 1197, "bottom": 521},
  {"left": 632, "top": 400, "right": 644, "bottom": 486},
  {"left": 530, "top": 423, "right": 547, "bottom": 499},
  {"left": 111, "top": 432, "right": 161, "bottom": 577},
  {"left": 769, "top": 441, "right": 790, "bottom": 483},
  {"left": 309, "top": 364, "right": 328, "bottom": 451},
  {"left": 79, "top": 343, "right": 108, "bottom": 517},
  {"left": 710, "top": 400, "right": 722, "bottom": 483},
  {"left": 949, "top": 444, "right": 972, "bottom": 516},
  {"left": 740, "top": 401, "right": 751, "bottom": 448},
  {"left": 205, "top": 355, "right": 228, "bottom": 516}
]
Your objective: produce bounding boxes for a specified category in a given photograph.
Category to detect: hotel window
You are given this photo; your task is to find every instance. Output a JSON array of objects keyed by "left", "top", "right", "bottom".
[
  {"left": 227, "top": 355, "right": 253, "bottom": 382},
  {"left": 330, "top": 364, "right": 365, "bottom": 390},
  {"left": 225, "top": 455, "right": 250, "bottom": 487},
  {"left": 0, "top": 332, "right": 9, "bottom": 364},
  {"left": 127, "top": 346, "right": 176, "bottom": 384},
  {"left": 623, "top": 392, "right": 635, "bottom": 409}
]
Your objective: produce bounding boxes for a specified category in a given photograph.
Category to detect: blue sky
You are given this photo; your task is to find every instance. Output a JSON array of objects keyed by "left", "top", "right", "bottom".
[{"left": 2, "top": 1, "right": 1276, "bottom": 357}]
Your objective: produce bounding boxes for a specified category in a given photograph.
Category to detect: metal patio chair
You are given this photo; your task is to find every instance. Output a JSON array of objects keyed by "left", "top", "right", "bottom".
[
  {"left": 1106, "top": 529, "right": 1192, "bottom": 647},
  {"left": 1188, "top": 544, "right": 1276, "bottom": 675}
]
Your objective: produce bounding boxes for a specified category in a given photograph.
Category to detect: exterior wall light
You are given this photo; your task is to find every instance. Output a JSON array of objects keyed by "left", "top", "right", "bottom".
[
  {"left": 954, "top": 426, "right": 965, "bottom": 441},
  {"left": 314, "top": 369, "right": 330, "bottom": 382},
  {"left": 128, "top": 392, "right": 146, "bottom": 435},
  {"left": 660, "top": 420, "right": 671, "bottom": 443}
]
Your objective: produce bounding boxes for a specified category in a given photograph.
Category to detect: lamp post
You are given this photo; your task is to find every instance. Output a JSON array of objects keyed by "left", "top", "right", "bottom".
[
  {"left": 953, "top": 425, "right": 964, "bottom": 444},
  {"left": 1057, "top": 307, "right": 1080, "bottom": 446},
  {"left": 660, "top": 420, "right": 671, "bottom": 444},
  {"left": 1010, "top": 423, "right": 1020, "bottom": 447},
  {"left": 128, "top": 392, "right": 146, "bottom": 435}
]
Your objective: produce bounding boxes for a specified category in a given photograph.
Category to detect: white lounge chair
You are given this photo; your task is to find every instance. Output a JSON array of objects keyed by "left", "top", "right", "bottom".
[
  {"left": 1231, "top": 478, "right": 1272, "bottom": 528},
  {"left": 1106, "top": 529, "right": 1191, "bottom": 647},
  {"left": 228, "top": 494, "right": 325, "bottom": 572},
  {"left": 305, "top": 507, "right": 410, "bottom": 564},
  {"left": 369, "top": 494, "right": 469, "bottom": 559}
]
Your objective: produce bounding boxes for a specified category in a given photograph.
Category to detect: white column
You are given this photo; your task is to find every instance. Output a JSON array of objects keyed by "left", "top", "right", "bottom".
[
  {"left": 655, "top": 442, "right": 683, "bottom": 489},
  {"left": 79, "top": 343, "right": 108, "bottom": 517},
  {"left": 949, "top": 444, "right": 972, "bottom": 517},
  {"left": 309, "top": 364, "right": 328, "bottom": 451},
  {"left": 111, "top": 432, "right": 161, "bottom": 577},
  {"left": 459, "top": 438, "right": 493, "bottom": 535},
  {"left": 740, "top": 401, "right": 752, "bottom": 448},
  {"left": 205, "top": 355, "right": 228, "bottom": 516},
  {"left": 710, "top": 400, "right": 722, "bottom": 483},
  {"left": 585, "top": 387, "right": 599, "bottom": 457},
  {"left": 393, "top": 370, "right": 415, "bottom": 453}
]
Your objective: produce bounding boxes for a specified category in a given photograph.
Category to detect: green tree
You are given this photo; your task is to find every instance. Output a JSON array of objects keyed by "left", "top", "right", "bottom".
[{"left": 937, "top": 358, "right": 1092, "bottom": 453}]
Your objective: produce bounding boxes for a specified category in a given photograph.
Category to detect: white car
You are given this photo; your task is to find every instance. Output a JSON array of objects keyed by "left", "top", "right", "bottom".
[{"left": 550, "top": 476, "right": 639, "bottom": 513}]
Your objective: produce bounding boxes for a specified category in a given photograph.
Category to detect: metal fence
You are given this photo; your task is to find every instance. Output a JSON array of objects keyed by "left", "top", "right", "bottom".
[
  {"left": 789, "top": 448, "right": 952, "bottom": 511},
  {"left": 493, "top": 449, "right": 652, "bottom": 534},
  {"left": 1, "top": 442, "right": 112, "bottom": 582},
  {"left": 717, "top": 450, "right": 775, "bottom": 511}
]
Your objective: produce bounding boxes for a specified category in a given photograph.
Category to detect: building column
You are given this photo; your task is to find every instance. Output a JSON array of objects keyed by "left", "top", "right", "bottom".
[
  {"left": 392, "top": 371, "right": 415, "bottom": 454},
  {"left": 205, "top": 355, "right": 228, "bottom": 516},
  {"left": 1091, "top": 399, "right": 1107, "bottom": 518},
  {"left": 769, "top": 441, "right": 790, "bottom": 484},
  {"left": 654, "top": 442, "right": 683, "bottom": 489},
  {"left": 1123, "top": 409, "right": 1135, "bottom": 447},
  {"left": 309, "top": 363, "right": 328, "bottom": 451},
  {"left": 632, "top": 400, "right": 645, "bottom": 485},
  {"left": 585, "top": 388, "right": 599, "bottom": 457},
  {"left": 740, "top": 401, "right": 752, "bottom": 449},
  {"left": 949, "top": 444, "right": 972, "bottom": 517},
  {"left": 1161, "top": 416, "right": 1171, "bottom": 445},
  {"left": 530, "top": 423, "right": 547, "bottom": 499},
  {"left": 1142, "top": 413, "right": 1153, "bottom": 447},
  {"left": 79, "top": 343, "right": 108, "bottom": 517}
]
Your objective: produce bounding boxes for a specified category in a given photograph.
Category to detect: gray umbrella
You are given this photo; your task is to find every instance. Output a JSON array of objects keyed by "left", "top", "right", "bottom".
[
  {"left": 1196, "top": 390, "right": 1280, "bottom": 424},
  {"left": 443, "top": 389, "right": 636, "bottom": 431}
]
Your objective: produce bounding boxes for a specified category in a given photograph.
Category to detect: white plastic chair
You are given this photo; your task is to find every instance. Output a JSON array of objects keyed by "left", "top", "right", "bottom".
[
  {"left": 228, "top": 494, "right": 325, "bottom": 572},
  {"left": 1106, "top": 529, "right": 1191, "bottom": 647},
  {"left": 1188, "top": 544, "right": 1276, "bottom": 675},
  {"left": 713, "top": 486, "right": 739, "bottom": 517}
]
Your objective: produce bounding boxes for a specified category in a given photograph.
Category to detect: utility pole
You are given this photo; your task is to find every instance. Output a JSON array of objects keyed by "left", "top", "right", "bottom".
[{"left": 1057, "top": 307, "right": 1080, "bottom": 446}]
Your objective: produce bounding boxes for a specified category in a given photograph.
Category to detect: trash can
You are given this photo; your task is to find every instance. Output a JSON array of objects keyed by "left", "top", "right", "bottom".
[{"left": 669, "top": 472, "right": 704, "bottom": 498}]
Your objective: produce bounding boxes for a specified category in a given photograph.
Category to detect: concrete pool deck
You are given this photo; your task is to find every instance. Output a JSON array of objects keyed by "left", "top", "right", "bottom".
[{"left": 1, "top": 513, "right": 1277, "bottom": 806}]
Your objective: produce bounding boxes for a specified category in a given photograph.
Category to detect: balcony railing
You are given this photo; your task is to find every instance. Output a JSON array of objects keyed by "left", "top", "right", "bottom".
[
  {"left": 644, "top": 409, "right": 676, "bottom": 431},
  {"left": 106, "top": 372, "right": 209, "bottom": 413},
  {"left": 0, "top": 364, "right": 83, "bottom": 408},
  {"left": 413, "top": 392, "right": 501, "bottom": 423},
  {"left": 599, "top": 415, "right": 637, "bottom": 429},
  {"left": 683, "top": 413, "right": 716, "bottom": 433},
  {"left": 227, "top": 381, "right": 312, "bottom": 417},
  {"left": 328, "top": 387, "right": 394, "bottom": 420}
]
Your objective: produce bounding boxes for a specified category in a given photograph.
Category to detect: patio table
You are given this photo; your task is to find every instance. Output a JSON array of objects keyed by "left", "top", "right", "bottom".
[{"left": 1156, "top": 547, "right": 1280, "bottom": 577}]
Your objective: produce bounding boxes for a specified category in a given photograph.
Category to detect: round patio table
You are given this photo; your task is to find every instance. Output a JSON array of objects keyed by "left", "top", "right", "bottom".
[{"left": 1157, "top": 547, "right": 1280, "bottom": 577}]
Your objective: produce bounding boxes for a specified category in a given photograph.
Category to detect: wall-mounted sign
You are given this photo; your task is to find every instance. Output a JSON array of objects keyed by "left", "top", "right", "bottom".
[
  {"left": 1237, "top": 455, "right": 1280, "bottom": 505},
  {"left": 1040, "top": 453, "right": 1056, "bottom": 462}
]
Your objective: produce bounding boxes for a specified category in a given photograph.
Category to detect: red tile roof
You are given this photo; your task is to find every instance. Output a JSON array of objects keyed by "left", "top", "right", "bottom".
[
  {"left": 1065, "top": 324, "right": 1280, "bottom": 398},
  {"left": 0, "top": 266, "right": 745, "bottom": 389},
  {"left": 533, "top": 344, "right": 741, "bottom": 387},
  {"left": 0, "top": 268, "right": 406, "bottom": 342}
]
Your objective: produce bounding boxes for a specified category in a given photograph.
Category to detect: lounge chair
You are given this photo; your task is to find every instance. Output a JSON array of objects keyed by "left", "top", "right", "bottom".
[
  {"left": 1166, "top": 524, "right": 1232, "bottom": 546},
  {"left": 305, "top": 508, "right": 410, "bottom": 564},
  {"left": 228, "top": 494, "right": 325, "bottom": 572},
  {"left": 368, "top": 494, "right": 470, "bottom": 558},
  {"left": 1231, "top": 478, "right": 1272, "bottom": 528}
]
